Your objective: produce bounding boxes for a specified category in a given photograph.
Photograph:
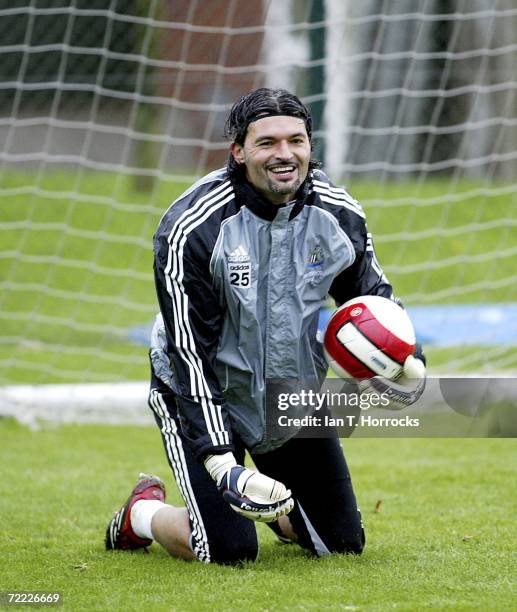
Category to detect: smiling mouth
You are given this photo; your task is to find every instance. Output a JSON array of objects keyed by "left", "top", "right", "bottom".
[{"left": 267, "top": 165, "right": 297, "bottom": 179}]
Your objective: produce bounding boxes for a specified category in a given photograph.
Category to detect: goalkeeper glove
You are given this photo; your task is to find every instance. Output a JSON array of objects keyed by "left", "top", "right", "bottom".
[
  {"left": 359, "top": 354, "right": 427, "bottom": 411},
  {"left": 204, "top": 452, "right": 294, "bottom": 522}
]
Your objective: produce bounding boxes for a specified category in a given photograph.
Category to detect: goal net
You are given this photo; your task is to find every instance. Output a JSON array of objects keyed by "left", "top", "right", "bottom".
[{"left": 1, "top": 0, "right": 516, "bottom": 411}]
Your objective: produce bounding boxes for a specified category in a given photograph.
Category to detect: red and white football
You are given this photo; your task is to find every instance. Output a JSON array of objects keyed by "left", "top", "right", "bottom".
[{"left": 323, "top": 295, "right": 416, "bottom": 380}]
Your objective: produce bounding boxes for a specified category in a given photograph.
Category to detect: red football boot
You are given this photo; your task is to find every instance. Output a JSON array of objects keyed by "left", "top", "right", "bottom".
[{"left": 105, "top": 473, "right": 166, "bottom": 550}]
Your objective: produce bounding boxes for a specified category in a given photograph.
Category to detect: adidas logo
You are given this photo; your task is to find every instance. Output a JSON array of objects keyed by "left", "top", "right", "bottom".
[{"left": 228, "top": 245, "right": 250, "bottom": 263}]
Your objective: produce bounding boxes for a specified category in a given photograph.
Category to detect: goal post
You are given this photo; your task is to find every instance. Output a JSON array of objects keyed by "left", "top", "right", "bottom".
[{"left": 0, "top": 1, "right": 516, "bottom": 419}]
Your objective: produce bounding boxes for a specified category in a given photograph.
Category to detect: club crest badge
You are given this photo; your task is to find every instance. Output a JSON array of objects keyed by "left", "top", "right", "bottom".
[{"left": 306, "top": 244, "right": 324, "bottom": 270}]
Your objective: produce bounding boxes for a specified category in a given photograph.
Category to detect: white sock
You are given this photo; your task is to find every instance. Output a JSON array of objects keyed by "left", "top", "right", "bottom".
[{"left": 130, "top": 499, "right": 167, "bottom": 540}]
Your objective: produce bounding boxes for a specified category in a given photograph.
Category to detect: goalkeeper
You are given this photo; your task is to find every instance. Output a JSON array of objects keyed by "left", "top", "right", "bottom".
[{"left": 105, "top": 88, "right": 426, "bottom": 564}]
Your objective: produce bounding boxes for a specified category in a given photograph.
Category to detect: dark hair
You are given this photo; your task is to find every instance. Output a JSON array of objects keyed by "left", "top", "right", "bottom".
[{"left": 224, "top": 88, "right": 319, "bottom": 177}]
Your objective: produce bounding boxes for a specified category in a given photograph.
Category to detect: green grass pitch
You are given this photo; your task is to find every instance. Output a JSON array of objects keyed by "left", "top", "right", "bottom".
[{"left": 1, "top": 418, "right": 515, "bottom": 611}]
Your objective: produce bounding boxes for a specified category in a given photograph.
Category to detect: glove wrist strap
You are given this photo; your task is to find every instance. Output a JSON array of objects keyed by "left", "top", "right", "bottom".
[{"left": 204, "top": 452, "right": 237, "bottom": 484}]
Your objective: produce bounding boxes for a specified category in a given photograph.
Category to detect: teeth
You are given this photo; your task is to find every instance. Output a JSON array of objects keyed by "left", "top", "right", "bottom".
[{"left": 270, "top": 166, "right": 295, "bottom": 173}]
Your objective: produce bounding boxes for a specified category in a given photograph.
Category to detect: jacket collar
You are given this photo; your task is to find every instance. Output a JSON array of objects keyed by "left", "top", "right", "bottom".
[{"left": 232, "top": 174, "right": 311, "bottom": 222}]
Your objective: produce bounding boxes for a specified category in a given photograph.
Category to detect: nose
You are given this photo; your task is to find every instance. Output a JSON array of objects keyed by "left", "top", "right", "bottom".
[{"left": 274, "top": 140, "right": 294, "bottom": 160}]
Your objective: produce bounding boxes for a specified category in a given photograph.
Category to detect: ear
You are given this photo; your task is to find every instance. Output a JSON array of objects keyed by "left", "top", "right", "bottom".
[{"left": 231, "top": 142, "right": 245, "bottom": 165}]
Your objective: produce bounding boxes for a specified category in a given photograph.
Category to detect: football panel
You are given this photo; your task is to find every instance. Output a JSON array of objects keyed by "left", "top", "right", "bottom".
[
  {"left": 323, "top": 348, "right": 374, "bottom": 379},
  {"left": 356, "top": 317, "right": 415, "bottom": 365},
  {"left": 323, "top": 325, "right": 377, "bottom": 378},
  {"left": 336, "top": 322, "right": 404, "bottom": 379},
  {"left": 352, "top": 295, "right": 416, "bottom": 345}
]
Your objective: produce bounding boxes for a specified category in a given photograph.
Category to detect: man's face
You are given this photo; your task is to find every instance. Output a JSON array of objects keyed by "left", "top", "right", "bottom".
[{"left": 231, "top": 115, "right": 311, "bottom": 205}]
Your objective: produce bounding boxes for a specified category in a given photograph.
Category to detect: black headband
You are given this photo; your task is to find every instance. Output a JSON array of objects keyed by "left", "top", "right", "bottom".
[
  {"left": 248, "top": 110, "right": 305, "bottom": 122},
  {"left": 235, "top": 111, "right": 311, "bottom": 145}
]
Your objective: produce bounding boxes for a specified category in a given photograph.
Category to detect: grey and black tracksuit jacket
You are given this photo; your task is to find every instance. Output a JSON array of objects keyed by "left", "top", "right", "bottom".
[{"left": 153, "top": 167, "right": 393, "bottom": 460}]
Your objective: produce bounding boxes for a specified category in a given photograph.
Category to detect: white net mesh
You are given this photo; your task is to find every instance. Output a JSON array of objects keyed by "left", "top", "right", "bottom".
[{"left": 1, "top": 0, "right": 516, "bottom": 388}]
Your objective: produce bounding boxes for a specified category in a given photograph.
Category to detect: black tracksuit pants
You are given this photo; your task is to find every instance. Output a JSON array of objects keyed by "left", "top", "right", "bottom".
[{"left": 148, "top": 372, "right": 365, "bottom": 564}]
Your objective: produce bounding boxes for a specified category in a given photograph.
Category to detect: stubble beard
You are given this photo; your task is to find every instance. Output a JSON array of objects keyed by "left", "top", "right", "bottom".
[{"left": 267, "top": 175, "right": 303, "bottom": 199}]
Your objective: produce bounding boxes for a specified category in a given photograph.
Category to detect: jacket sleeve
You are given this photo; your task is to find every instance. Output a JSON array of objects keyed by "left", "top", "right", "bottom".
[
  {"left": 154, "top": 226, "right": 233, "bottom": 460},
  {"left": 329, "top": 206, "right": 394, "bottom": 306}
]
